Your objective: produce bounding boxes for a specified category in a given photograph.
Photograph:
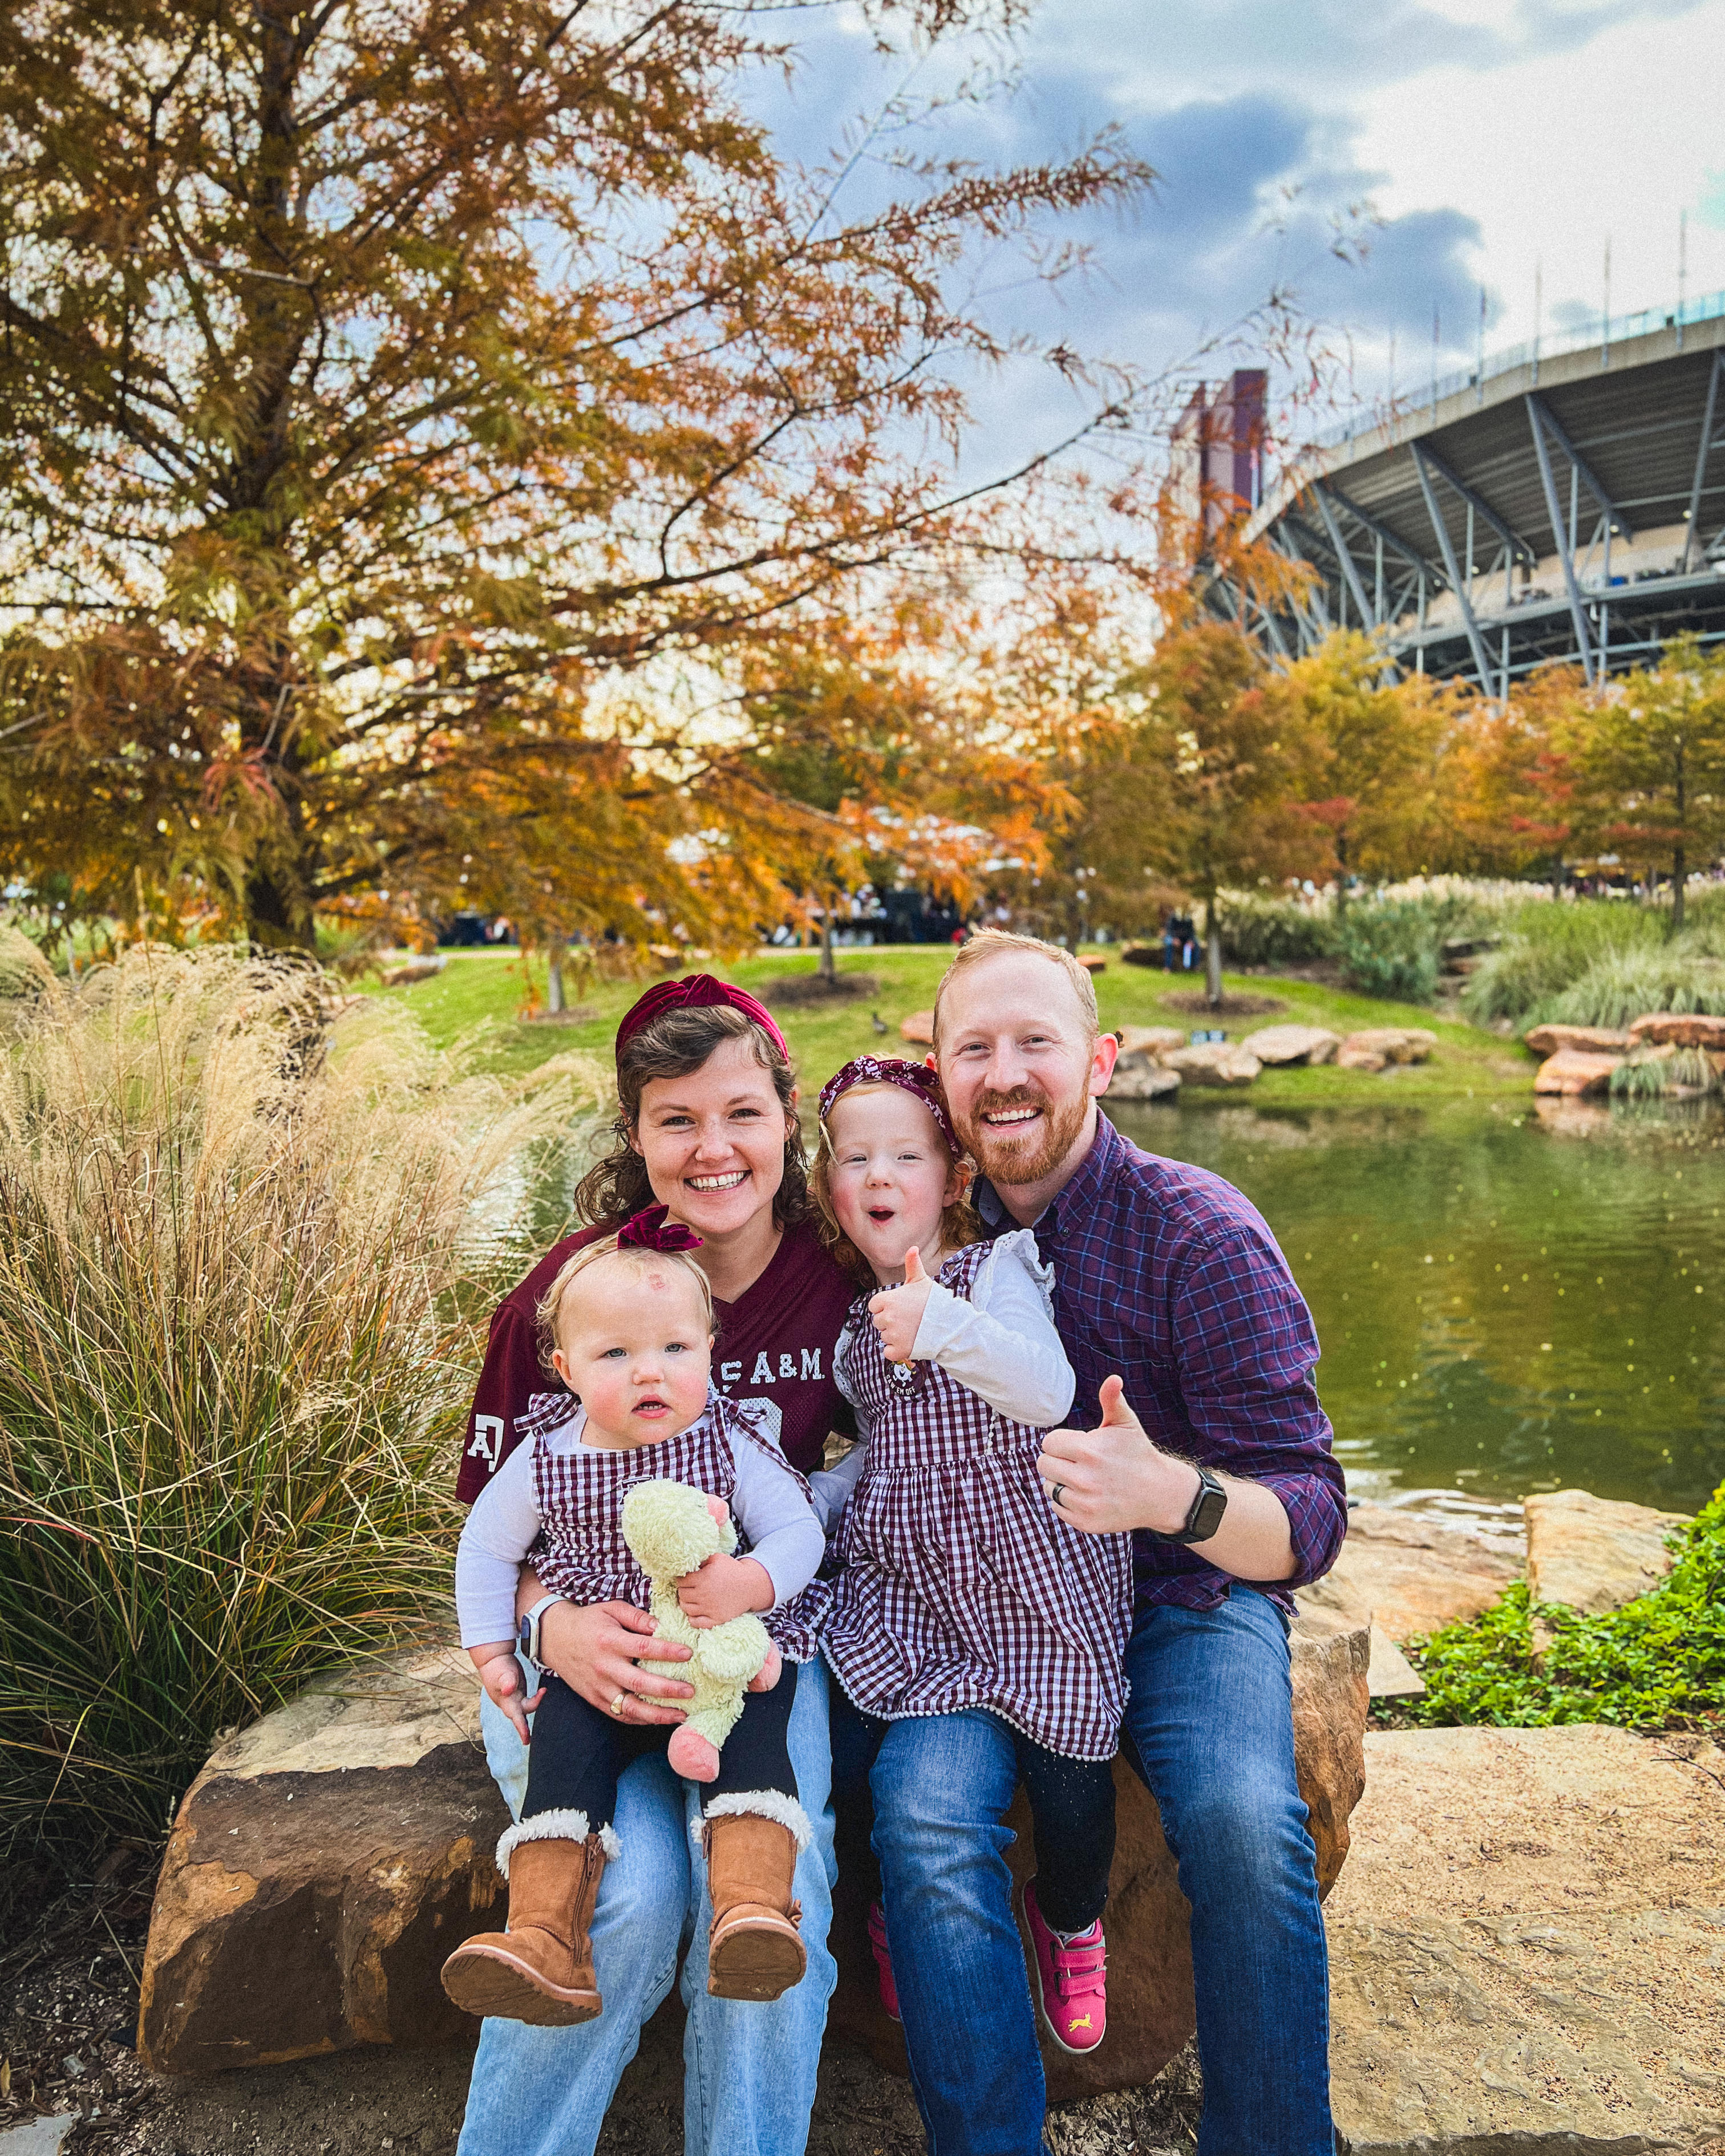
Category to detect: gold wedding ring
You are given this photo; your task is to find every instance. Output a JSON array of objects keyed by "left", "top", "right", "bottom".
[{"left": 609, "top": 1692, "right": 628, "bottom": 1717}]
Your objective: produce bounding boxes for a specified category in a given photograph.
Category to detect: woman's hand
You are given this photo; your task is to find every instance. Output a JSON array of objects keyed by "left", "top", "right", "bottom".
[{"left": 535, "top": 1596, "right": 696, "bottom": 1726}]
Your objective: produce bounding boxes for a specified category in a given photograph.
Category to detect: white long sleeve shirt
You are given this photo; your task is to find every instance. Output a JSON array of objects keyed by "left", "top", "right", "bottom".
[
  {"left": 809, "top": 1230, "right": 1076, "bottom": 1530},
  {"left": 455, "top": 1405, "right": 827, "bottom": 1650}
]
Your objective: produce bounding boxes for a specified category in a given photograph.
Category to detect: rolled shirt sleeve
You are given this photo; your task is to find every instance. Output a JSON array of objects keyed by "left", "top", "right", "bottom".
[{"left": 1169, "top": 1230, "right": 1348, "bottom": 1588}]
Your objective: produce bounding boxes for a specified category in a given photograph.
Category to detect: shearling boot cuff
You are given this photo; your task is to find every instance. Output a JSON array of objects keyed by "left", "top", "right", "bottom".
[
  {"left": 695, "top": 1790, "right": 814, "bottom": 1853},
  {"left": 497, "top": 1809, "right": 622, "bottom": 1877}
]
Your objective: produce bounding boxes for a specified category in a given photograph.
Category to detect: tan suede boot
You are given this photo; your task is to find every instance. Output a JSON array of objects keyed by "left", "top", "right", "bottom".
[
  {"left": 441, "top": 1814, "right": 611, "bottom": 2025},
  {"left": 703, "top": 1807, "right": 808, "bottom": 2001}
]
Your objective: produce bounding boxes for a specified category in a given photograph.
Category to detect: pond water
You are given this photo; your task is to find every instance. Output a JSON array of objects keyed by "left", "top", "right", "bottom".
[{"left": 1109, "top": 1096, "right": 1725, "bottom": 1525}]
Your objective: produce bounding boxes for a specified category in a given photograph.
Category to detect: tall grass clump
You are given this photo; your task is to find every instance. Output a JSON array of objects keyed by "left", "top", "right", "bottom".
[
  {"left": 1529, "top": 948, "right": 1725, "bottom": 1030},
  {"left": 1218, "top": 894, "right": 1337, "bottom": 970},
  {"left": 1405, "top": 1482, "right": 1725, "bottom": 1730},
  {"left": 1334, "top": 899, "right": 1441, "bottom": 1003},
  {"left": 0, "top": 945, "right": 598, "bottom": 1858},
  {"left": 1460, "top": 899, "right": 1664, "bottom": 1028}
]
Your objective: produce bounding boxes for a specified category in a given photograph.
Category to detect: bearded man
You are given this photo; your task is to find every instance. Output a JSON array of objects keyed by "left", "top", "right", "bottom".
[{"left": 887, "top": 928, "right": 1347, "bottom": 2156}]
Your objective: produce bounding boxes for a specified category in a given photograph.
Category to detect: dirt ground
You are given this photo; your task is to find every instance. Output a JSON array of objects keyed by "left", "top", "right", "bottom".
[{"left": 0, "top": 1857, "right": 1200, "bottom": 2156}]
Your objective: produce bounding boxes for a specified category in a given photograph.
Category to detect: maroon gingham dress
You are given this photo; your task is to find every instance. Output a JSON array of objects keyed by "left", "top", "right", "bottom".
[
  {"left": 522, "top": 1391, "right": 829, "bottom": 1662},
  {"left": 821, "top": 1243, "right": 1133, "bottom": 1760}
]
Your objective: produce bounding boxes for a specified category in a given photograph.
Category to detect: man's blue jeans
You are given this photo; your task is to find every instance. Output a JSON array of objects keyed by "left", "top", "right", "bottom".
[
  {"left": 869, "top": 1587, "right": 1332, "bottom": 2156},
  {"left": 455, "top": 1656, "right": 837, "bottom": 2156}
]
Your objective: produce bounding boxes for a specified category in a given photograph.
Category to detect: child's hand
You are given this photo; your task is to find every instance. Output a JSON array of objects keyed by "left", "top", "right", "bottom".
[
  {"left": 868, "top": 1245, "right": 934, "bottom": 1363},
  {"left": 677, "top": 1552, "right": 774, "bottom": 1628},
  {"left": 474, "top": 1646, "right": 543, "bottom": 1744}
]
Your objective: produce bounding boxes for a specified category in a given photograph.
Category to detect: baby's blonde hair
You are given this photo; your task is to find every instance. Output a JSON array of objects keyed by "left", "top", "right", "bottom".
[{"left": 536, "top": 1235, "right": 715, "bottom": 1368}]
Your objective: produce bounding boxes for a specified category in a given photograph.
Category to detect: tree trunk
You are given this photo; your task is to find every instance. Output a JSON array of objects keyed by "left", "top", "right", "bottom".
[
  {"left": 547, "top": 939, "right": 566, "bottom": 1014},
  {"left": 1204, "top": 895, "right": 1224, "bottom": 1010},
  {"left": 1334, "top": 832, "right": 1350, "bottom": 922},
  {"left": 1673, "top": 744, "right": 1687, "bottom": 931},
  {"left": 819, "top": 897, "right": 837, "bottom": 983}
]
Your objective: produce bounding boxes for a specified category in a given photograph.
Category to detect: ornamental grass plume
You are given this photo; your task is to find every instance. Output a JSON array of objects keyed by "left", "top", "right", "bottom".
[{"left": 0, "top": 945, "right": 598, "bottom": 1858}]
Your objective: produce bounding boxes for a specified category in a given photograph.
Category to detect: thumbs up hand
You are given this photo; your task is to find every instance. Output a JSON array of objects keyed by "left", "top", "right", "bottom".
[
  {"left": 1039, "top": 1375, "right": 1202, "bottom": 1538},
  {"left": 868, "top": 1245, "right": 937, "bottom": 1364}
]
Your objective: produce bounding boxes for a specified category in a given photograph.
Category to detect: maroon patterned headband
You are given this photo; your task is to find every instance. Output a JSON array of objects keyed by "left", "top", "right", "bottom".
[
  {"left": 614, "top": 974, "right": 788, "bottom": 1063},
  {"left": 617, "top": 1203, "right": 704, "bottom": 1253},
  {"left": 817, "top": 1056, "right": 960, "bottom": 1158}
]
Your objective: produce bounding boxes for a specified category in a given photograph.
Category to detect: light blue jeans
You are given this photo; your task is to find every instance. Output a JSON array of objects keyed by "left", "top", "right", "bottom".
[{"left": 455, "top": 1655, "right": 838, "bottom": 2156}]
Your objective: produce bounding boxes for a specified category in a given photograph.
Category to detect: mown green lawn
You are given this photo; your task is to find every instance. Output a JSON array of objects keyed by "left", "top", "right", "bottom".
[{"left": 367, "top": 945, "right": 1538, "bottom": 1104}]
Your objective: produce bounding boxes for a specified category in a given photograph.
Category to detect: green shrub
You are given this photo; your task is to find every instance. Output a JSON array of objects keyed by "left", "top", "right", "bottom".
[
  {"left": 1406, "top": 1482, "right": 1725, "bottom": 1730},
  {"left": 1335, "top": 900, "right": 1440, "bottom": 1003},
  {"left": 0, "top": 946, "right": 596, "bottom": 1857},
  {"left": 1460, "top": 899, "right": 1665, "bottom": 1027},
  {"left": 1218, "top": 896, "right": 1336, "bottom": 969},
  {"left": 1528, "top": 949, "right": 1725, "bottom": 1031}
]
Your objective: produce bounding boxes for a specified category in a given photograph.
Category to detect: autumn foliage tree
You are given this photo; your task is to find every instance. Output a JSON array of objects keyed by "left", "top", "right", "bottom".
[{"left": 0, "top": 0, "right": 1149, "bottom": 950}]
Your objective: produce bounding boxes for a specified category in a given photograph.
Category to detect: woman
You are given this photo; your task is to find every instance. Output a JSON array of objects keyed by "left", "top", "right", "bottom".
[{"left": 454, "top": 975, "right": 857, "bottom": 2156}]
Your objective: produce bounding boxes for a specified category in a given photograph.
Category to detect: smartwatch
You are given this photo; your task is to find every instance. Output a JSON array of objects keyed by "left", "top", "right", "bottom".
[
  {"left": 517, "top": 1593, "right": 565, "bottom": 1667},
  {"left": 1160, "top": 1464, "right": 1228, "bottom": 1545}
]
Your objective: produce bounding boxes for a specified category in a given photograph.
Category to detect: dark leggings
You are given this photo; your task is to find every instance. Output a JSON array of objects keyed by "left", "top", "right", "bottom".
[
  {"left": 829, "top": 1687, "right": 1115, "bottom": 1935},
  {"left": 524, "top": 1663, "right": 800, "bottom": 1833}
]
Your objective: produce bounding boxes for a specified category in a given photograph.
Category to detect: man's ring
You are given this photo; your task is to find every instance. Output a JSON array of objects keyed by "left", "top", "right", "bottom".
[
  {"left": 609, "top": 1692, "right": 629, "bottom": 1718},
  {"left": 1050, "top": 1482, "right": 1066, "bottom": 1509}
]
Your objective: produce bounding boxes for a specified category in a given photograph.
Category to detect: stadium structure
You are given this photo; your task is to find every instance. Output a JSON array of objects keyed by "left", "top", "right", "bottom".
[{"left": 1204, "top": 295, "right": 1725, "bottom": 691}]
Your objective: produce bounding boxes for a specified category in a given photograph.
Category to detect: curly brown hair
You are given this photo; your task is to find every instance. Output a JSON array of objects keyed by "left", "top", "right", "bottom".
[{"left": 572, "top": 1002, "right": 809, "bottom": 1231}]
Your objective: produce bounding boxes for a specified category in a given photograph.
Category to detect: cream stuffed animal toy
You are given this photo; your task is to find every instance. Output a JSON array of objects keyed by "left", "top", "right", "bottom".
[{"left": 621, "top": 1479, "right": 781, "bottom": 1781}]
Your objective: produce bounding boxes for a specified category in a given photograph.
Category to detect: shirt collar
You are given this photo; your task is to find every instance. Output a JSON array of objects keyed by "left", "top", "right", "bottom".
[{"left": 972, "top": 1110, "right": 1121, "bottom": 1242}]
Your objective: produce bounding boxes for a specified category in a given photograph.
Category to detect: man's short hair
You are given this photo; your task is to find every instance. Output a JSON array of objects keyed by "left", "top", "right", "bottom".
[{"left": 932, "top": 930, "right": 1099, "bottom": 1049}]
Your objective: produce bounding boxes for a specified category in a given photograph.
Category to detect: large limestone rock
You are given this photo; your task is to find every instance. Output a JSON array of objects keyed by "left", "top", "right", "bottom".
[
  {"left": 1237, "top": 1023, "right": 1340, "bottom": 1067},
  {"left": 899, "top": 1009, "right": 935, "bottom": 1045},
  {"left": 1522, "top": 1022, "right": 1632, "bottom": 1057},
  {"left": 1296, "top": 1500, "right": 1524, "bottom": 1647},
  {"left": 1117, "top": 1024, "right": 1187, "bottom": 1057},
  {"left": 1337, "top": 1028, "right": 1437, "bottom": 1073},
  {"left": 1533, "top": 1048, "right": 1622, "bottom": 1096},
  {"left": 139, "top": 1649, "right": 508, "bottom": 2077},
  {"left": 1524, "top": 1488, "right": 1691, "bottom": 1614},
  {"left": 1628, "top": 1010, "right": 1725, "bottom": 1049},
  {"left": 829, "top": 1606, "right": 1370, "bottom": 2104},
  {"left": 1163, "top": 1042, "right": 1261, "bottom": 1088},
  {"left": 1106, "top": 1050, "right": 1181, "bottom": 1102},
  {"left": 1326, "top": 1725, "right": 1725, "bottom": 2155}
]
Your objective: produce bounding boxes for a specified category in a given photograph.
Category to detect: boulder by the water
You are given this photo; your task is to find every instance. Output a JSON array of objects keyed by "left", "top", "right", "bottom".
[
  {"left": 1522, "top": 1022, "right": 1632, "bottom": 1057},
  {"left": 1295, "top": 1501, "right": 1522, "bottom": 1685},
  {"left": 139, "top": 1650, "right": 508, "bottom": 2077},
  {"left": 1524, "top": 1488, "right": 1691, "bottom": 1615},
  {"left": 1163, "top": 1042, "right": 1261, "bottom": 1088},
  {"left": 898, "top": 1009, "right": 934, "bottom": 1045},
  {"left": 829, "top": 1606, "right": 1370, "bottom": 2103},
  {"left": 1533, "top": 1047, "right": 1622, "bottom": 1096},
  {"left": 1325, "top": 1724, "right": 1725, "bottom": 2156},
  {"left": 1237, "top": 1024, "right": 1339, "bottom": 1067},
  {"left": 1627, "top": 1010, "right": 1725, "bottom": 1049},
  {"left": 1337, "top": 1028, "right": 1436, "bottom": 1073},
  {"left": 1116, "top": 1024, "right": 1187, "bottom": 1057},
  {"left": 1105, "top": 1051, "right": 1181, "bottom": 1102}
]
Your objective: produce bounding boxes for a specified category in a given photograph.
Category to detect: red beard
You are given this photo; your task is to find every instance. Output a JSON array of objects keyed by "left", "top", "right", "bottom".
[{"left": 954, "top": 1083, "right": 1091, "bottom": 1188}]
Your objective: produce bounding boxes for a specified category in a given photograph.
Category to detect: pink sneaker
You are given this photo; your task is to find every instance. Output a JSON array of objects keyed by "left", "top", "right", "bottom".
[
  {"left": 1023, "top": 1878, "right": 1107, "bottom": 2054},
  {"left": 866, "top": 1900, "right": 901, "bottom": 2022}
]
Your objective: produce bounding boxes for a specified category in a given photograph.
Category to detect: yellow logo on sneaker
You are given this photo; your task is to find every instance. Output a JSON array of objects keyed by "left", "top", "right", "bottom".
[{"left": 1068, "top": 2016, "right": 1092, "bottom": 2032}]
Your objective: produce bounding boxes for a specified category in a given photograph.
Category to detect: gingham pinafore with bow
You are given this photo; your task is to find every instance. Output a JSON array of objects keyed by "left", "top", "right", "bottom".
[
  {"left": 821, "top": 1242, "right": 1133, "bottom": 1760},
  {"left": 521, "top": 1391, "right": 829, "bottom": 1662}
]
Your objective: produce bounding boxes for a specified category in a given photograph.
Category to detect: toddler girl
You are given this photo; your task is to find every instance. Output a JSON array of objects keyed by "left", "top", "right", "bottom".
[
  {"left": 443, "top": 1206, "right": 828, "bottom": 2026},
  {"left": 809, "top": 1057, "right": 1134, "bottom": 2057}
]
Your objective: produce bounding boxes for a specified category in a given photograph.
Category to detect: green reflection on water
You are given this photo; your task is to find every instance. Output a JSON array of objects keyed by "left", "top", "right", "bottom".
[{"left": 1109, "top": 1097, "right": 1725, "bottom": 1517}]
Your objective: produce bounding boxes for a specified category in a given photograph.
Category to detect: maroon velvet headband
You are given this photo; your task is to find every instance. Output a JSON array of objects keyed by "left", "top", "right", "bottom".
[
  {"left": 614, "top": 973, "right": 788, "bottom": 1063},
  {"left": 817, "top": 1055, "right": 961, "bottom": 1158}
]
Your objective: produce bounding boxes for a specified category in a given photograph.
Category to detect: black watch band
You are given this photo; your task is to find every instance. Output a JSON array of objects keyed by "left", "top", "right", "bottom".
[{"left": 1160, "top": 1464, "right": 1228, "bottom": 1545}]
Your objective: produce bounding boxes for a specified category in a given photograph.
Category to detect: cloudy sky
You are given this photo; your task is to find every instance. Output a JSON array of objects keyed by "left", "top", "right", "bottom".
[{"left": 753, "top": 0, "right": 1725, "bottom": 478}]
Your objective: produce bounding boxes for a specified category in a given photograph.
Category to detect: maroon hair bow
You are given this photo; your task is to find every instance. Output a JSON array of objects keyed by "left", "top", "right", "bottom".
[
  {"left": 614, "top": 974, "right": 789, "bottom": 1063},
  {"left": 616, "top": 1203, "right": 705, "bottom": 1253},
  {"left": 817, "top": 1055, "right": 960, "bottom": 1158}
]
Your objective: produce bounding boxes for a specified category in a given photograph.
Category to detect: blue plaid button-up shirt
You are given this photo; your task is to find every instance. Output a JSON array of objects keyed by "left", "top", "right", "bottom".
[{"left": 974, "top": 1112, "right": 1347, "bottom": 1614}]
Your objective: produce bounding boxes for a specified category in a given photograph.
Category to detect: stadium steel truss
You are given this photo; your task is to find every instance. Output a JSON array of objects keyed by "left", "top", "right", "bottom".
[{"left": 1222, "top": 297, "right": 1725, "bottom": 691}]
